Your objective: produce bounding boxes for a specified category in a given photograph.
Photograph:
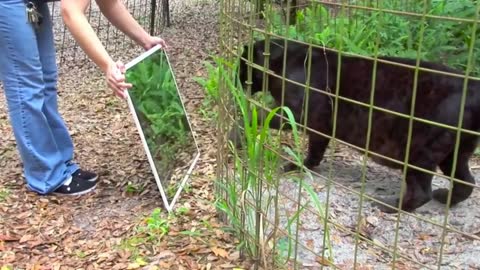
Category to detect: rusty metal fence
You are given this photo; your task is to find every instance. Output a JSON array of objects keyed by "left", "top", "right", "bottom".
[
  {"left": 214, "top": 0, "right": 480, "bottom": 269},
  {"left": 46, "top": 0, "right": 170, "bottom": 67}
]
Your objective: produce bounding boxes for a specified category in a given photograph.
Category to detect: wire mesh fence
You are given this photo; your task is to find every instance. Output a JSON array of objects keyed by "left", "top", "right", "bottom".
[
  {"left": 45, "top": 0, "right": 170, "bottom": 68},
  {"left": 214, "top": 0, "right": 480, "bottom": 269}
]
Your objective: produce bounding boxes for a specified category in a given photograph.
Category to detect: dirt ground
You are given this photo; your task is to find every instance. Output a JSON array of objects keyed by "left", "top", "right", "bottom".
[
  {"left": 1, "top": 1, "right": 480, "bottom": 270},
  {"left": 1, "top": 1, "right": 253, "bottom": 269},
  {"left": 269, "top": 146, "right": 480, "bottom": 270}
]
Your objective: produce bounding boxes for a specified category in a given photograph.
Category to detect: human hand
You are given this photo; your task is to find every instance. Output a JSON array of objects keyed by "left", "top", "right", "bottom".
[
  {"left": 142, "top": 35, "right": 168, "bottom": 51},
  {"left": 106, "top": 60, "right": 132, "bottom": 99}
]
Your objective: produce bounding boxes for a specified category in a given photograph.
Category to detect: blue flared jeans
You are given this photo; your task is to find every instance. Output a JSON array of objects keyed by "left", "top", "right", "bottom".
[{"left": 0, "top": 0, "right": 79, "bottom": 194}]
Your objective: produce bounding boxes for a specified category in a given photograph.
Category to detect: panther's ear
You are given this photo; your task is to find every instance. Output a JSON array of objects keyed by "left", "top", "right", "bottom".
[
  {"left": 252, "top": 39, "right": 285, "bottom": 64},
  {"left": 243, "top": 44, "right": 249, "bottom": 56},
  {"left": 241, "top": 43, "right": 255, "bottom": 63}
]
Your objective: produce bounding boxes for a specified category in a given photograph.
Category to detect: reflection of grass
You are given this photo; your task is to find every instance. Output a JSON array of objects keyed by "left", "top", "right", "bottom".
[{"left": 126, "top": 50, "right": 191, "bottom": 184}]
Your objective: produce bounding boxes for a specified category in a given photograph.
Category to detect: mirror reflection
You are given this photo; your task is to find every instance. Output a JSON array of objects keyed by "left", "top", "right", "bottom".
[{"left": 125, "top": 47, "right": 199, "bottom": 208}]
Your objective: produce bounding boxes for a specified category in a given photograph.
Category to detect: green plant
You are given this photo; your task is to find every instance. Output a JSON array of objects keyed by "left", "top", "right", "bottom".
[
  {"left": 125, "top": 182, "right": 144, "bottom": 195},
  {"left": 118, "top": 206, "right": 194, "bottom": 262},
  {"left": 211, "top": 54, "right": 332, "bottom": 267},
  {"left": 175, "top": 205, "right": 190, "bottom": 215},
  {"left": 211, "top": 0, "right": 478, "bottom": 267},
  {"left": 75, "top": 250, "right": 87, "bottom": 259},
  {"left": 265, "top": 0, "right": 479, "bottom": 76},
  {"left": 117, "top": 211, "right": 162, "bottom": 263},
  {"left": 135, "top": 208, "right": 170, "bottom": 242},
  {"left": 0, "top": 188, "right": 9, "bottom": 202},
  {"left": 165, "top": 183, "right": 176, "bottom": 198},
  {"left": 195, "top": 55, "right": 278, "bottom": 123},
  {"left": 183, "top": 182, "right": 192, "bottom": 194},
  {"left": 194, "top": 60, "right": 221, "bottom": 120}
]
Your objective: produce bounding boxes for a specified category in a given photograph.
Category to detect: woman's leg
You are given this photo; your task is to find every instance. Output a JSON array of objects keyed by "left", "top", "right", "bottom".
[
  {"left": 36, "top": 3, "right": 80, "bottom": 176},
  {"left": 0, "top": 0, "right": 71, "bottom": 194}
]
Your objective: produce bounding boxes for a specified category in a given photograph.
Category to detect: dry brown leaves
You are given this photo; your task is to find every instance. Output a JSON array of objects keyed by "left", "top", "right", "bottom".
[{"left": 0, "top": 1, "right": 254, "bottom": 269}]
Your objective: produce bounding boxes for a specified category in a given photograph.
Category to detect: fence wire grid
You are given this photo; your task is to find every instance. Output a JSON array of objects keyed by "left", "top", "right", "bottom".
[
  {"left": 45, "top": 0, "right": 170, "bottom": 68},
  {"left": 215, "top": 0, "right": 480, "bottom": 269}
]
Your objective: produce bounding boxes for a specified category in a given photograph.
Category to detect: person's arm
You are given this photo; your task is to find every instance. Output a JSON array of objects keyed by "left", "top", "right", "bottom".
[
  {"left": 60, "top": 0, "right": 114, "bottom": 73},
  {"left": 60, "top": 0, "right": 167, "bottom": 99},
  {"left": 95, "top": 0, "right": 167, "bottom": 50},
  {"left": 60, "top": 0, "right": 144, "bottom": 99},
  {"left": 95, "top": 0, "right": 150, "bottom": 50}
]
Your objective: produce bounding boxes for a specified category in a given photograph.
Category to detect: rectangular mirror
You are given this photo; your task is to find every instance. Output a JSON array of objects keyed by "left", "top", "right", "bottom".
[{"left": 124, "top": 45, "right": 200, "bottom": 212}]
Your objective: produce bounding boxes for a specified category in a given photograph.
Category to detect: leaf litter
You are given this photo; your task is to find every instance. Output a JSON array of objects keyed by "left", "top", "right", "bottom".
[
  {"left": 2, "top": 1, "right": 480, "bottom": 270},
  {"left": 0, "top": 1, "right": 253, "bottom": 269}
]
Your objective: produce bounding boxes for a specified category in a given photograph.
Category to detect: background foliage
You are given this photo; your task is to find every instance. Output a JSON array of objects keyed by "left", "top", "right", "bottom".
[{"left": 265, "top": 0, "right": 479, "bottom": 76}]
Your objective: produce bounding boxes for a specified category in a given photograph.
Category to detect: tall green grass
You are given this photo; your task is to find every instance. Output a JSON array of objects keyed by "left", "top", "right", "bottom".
[
  {"left": 194, "top": 60, "right": 221, "bottom": 120},
  {"left": 204, "top": 54, "right": 332, "bottom": 267},
  {"left": 204, "top": 0, "right": 480, "bottom": 267}
]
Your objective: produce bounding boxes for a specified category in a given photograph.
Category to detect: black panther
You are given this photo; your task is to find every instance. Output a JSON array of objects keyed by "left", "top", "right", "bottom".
[{"left": 234, "top": 38, "right": 480, "bottom": 213}]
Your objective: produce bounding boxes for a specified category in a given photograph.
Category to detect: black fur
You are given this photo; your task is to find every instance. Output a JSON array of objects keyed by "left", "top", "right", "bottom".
[{"left": 236, "top": 38, "right": 480, "bottom": 213}]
